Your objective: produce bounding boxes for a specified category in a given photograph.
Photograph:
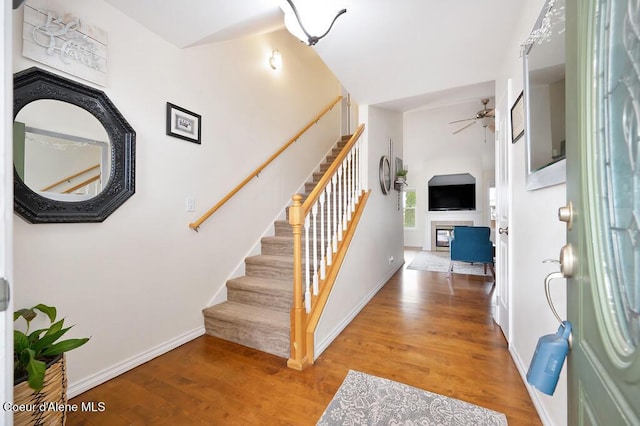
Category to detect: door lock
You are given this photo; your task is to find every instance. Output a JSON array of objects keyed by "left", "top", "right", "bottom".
[
  {"left": 558, "top": 201, "right": 574, "bottom": 230},
  {"left": 559, "top": 243, "right": 575, "bottom": 277}
]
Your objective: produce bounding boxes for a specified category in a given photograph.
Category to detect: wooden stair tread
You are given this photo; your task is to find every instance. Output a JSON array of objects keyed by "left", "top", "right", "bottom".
[
  {"left": 245, "top": 254, "right": 293, "bottom": 265},
  {"left": 227, "top": 275, "right": 291, "bottom": 294},
  {"left": 203, "top": 301, "right": 289, "bottom": 328}
]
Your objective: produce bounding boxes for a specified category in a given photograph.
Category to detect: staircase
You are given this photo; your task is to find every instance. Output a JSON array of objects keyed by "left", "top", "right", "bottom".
[{"left": 202, "top": 136, "right": 350, "bottom": 358}]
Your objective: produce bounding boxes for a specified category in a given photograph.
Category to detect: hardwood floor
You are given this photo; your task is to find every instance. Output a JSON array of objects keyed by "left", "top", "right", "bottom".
[{"left": 67, "top": 249, "right": 541, "bottom": 425}]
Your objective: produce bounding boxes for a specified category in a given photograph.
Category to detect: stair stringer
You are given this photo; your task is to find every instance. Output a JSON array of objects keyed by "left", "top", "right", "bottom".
[{"left": 304, "top": 190, "right": 371, "bottom": 363}]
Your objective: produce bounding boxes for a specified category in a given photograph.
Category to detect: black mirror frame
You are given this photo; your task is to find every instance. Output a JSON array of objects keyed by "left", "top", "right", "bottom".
[{"left": 13, "top": 67, "right": 135, "bottom": 223}]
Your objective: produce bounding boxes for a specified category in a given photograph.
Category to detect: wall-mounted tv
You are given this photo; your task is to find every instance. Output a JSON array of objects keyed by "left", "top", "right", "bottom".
[{"left": 428, "top": 184, "right": 476, "bottom": 211}]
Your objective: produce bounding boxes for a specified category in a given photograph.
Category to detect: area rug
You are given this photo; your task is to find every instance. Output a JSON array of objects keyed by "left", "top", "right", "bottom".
[
  {"left": 317, "top": 370, "right": 507, "bottom": 425},
  {"left": 407, "top": 251, "right": 489, "bottom": 277}
]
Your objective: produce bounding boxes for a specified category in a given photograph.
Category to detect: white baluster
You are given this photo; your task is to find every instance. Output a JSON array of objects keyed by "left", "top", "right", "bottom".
[
  {"left": 356, "top": 140, "right": 362, "bottom": 198},
  {"left": 326, "top": 183, "right": 333, "bottom": 266},
  {"left": 357, "top": 144, "right": 360, "bottom": 198},
  {"left": 304, "top": 213, "right": 311, "bottom": 313},
  {"left": 342, "top": 158, "right": 348, "bottom": 232},
  {"left": 347, "top": 150, "right": 353, "bottom": 216},
  {"left": 312, "top": 202, "right": 319, "bottom": 295},
  {"left": 319, "top": 191, "right": 327, "bottom": 279},
  {"left": 332, "top": 174, "right": 338, "bottom": 252},
  {"left": 338, "top": 164, "right": 344, "bottom": 241},
  {"left": 350, "top": 148, "right": 356, "bottom": 214}
]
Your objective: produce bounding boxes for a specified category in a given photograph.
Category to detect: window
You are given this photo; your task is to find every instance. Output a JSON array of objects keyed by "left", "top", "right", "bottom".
[{"left": 403, "top": 189, "right": 416, "bottom": 228}]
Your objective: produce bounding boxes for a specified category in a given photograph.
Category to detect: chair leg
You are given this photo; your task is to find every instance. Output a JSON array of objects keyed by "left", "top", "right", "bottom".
[{"left": 447, "top": 261, "right": 454, "bottom": 277}]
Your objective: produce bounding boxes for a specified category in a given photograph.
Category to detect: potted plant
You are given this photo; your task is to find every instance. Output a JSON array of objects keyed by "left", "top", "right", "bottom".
[
  {"left": 395, "top": 169, "right": 408, "bottom": 190},
  {"left": 396, "top": 168, "right": 408, "bottom": 183},
  {"left": 13, "top": 304, "right": 89, "bottom": 425}
]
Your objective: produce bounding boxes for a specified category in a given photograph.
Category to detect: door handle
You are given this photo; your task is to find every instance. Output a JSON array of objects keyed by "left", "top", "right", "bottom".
[
  {"left": 499, "top": 226, "right": 509, "bottom": 235},
  {"left": 542, "top": 244, "right": 575, "bottom": 326},
  {"left": 544, "top": 271, "right": 565, "bottom": 324}
]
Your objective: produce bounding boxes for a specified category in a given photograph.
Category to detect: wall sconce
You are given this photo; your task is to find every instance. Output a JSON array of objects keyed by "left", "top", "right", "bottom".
[
  {"left": 278, "top": 0, "right": 346, "bottom": 46},
  {"left": 269, "top": 49, "right": 282, "bottom": 70}
]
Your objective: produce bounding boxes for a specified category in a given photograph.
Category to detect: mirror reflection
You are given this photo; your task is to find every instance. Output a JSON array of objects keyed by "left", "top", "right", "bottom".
[
  {"left": 14, "top": 99, "right": 110, "bottom": 201},
  {"left": 524, "top": 0, "right": 566, "bottom": 189}
]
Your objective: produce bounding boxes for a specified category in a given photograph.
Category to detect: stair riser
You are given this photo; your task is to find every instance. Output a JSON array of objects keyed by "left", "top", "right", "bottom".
[
  {"left": 274, "top": 220, "right": 350, "bottom": 238},
  {"left": 227, "top": 287, "right": 291, "bottom": 313},
  {"left": 204, "top": 317, "right": 289, "bottom": 358},
  {"left": 261, "top": 238, "right": 327, "bottom": 258},
  {"left": 312, "top": 171, "right": 357, "bottom": 182},
  {"left": 285, "top": 205, "right": 357, "bottom": 224},
  {"left": 246, "top": 261, "right": 293, "bottom": 281}
]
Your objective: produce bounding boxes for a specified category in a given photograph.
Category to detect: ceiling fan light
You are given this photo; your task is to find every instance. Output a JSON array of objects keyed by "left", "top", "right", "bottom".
[{"left": 480, "top": 116, "right": 494, "bottom": 128}]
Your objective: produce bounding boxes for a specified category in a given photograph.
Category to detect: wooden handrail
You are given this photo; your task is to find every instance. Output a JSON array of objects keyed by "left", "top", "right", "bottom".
[
  {"left": 189, "top": 95, "right": 343, "bottom": 231},
  {"left": 63, "top": 174, "right": 100, "bottom": 194},
  {"left": 41, "top": 164, "right": 100, "bottom": 191}
]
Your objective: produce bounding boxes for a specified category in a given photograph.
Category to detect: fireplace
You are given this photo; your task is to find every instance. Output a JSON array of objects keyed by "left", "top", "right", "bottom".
[
  {"left": 435, "top": 227, "right": 454, "bottom": 251},
  {"left": 430, "top": 220, "right": 473, "bottom": 251}
]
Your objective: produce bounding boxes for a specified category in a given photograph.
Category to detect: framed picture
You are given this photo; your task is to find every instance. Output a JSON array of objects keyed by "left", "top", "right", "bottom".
[
  {"left": 510, "top": 91, "right": 525, "bottom": 143},
  {"left": 166, "top": 102, "right": 201, "bottom": 144}
]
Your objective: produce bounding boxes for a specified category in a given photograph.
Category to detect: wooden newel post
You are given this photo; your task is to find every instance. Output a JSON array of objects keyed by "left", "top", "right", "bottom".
[{"left": 287, "top": 194, "right": 308, "bottom": 370}]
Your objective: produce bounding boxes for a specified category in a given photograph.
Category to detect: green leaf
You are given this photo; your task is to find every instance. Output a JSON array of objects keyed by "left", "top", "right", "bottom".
[
  {"left": 13, "top": 308, "right": 36, "bottom": 323},
  {"left": 25, "top": 353, "right": 47, "bottom": 392},
  {"left": 41, "top": 337, "right": 89, "bottom": 356},
  {"left": 31, "top": 327, "right": 74, "bottom": 355},
  {"left": 13, "top": 330, "right": 29, "bottom": 353},
  {"left": 33, "top": 304, "right": 57, "bottom": 323},
  {"left": 44, "top": 319, "right": 65, "bottom": 337},
  {"left": 27, "top": 328, "right": 48, "bottom": 342},
  {"left": 19, "top": 348, "right": 35, "bottom": 367}
]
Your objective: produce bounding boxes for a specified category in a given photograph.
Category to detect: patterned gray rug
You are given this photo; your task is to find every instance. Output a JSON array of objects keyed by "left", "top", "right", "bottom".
[
  {"left": 317, "top": 370, "right": 507, "bottom": 425},
  {"left": 406, "top": 251, "right": 490, "bottom": 277}
]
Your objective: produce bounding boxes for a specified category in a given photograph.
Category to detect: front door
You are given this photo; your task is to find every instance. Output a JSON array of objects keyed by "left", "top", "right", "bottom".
[{"left": 566, "top": 0, "right": 640, "bottom": 423}]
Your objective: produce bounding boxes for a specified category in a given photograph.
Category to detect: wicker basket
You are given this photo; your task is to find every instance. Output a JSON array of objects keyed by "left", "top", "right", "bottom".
[{"left": 13, "top": 354, "right": 68, "bottom": 426}]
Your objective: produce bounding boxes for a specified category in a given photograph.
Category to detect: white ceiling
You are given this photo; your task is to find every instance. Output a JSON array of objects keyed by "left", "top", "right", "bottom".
[{"left": 105, "top": 0, "right": 523, "bottom": 111}]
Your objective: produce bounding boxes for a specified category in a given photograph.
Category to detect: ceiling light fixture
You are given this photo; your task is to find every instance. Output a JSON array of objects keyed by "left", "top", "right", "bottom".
[{"left": 279, "top": 0, "right": 347, "bottom": 46}]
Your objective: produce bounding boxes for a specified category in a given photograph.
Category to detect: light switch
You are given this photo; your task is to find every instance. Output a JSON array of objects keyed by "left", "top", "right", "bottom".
[{"left": 186, "top": 198, "right": 195, "bottom": 212}]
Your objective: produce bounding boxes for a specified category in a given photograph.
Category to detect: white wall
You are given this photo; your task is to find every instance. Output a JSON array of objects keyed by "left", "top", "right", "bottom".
[
  {"left": 315, "top": 105, "right": 404, "bottom": 356},
  {"left": 495, "top": 1, "right": 568, "bottom": 425},
  {"left": 11, "top": 0, "right": 341, "bottom": 396},
  {"left": 403, "top": 100, "right": 496, "bottom": 248}
]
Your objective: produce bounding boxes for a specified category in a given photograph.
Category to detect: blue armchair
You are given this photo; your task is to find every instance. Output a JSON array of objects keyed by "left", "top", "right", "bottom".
[{"left": 448, "top": 226, "right": 495, "bottom": 278}]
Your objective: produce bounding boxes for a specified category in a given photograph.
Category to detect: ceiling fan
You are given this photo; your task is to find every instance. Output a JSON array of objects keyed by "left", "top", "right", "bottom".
[{"left": 449, "top": 98, "right": 495, "bottom": 135}]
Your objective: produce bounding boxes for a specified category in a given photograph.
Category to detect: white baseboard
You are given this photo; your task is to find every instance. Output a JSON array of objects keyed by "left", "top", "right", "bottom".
[
  {"left": 509, "top": 345, "right": 555, "bottom": 426},
  {"left": 314, "top": 264, "right": 402, "bottom": 358},
  {"left": 68, "top": 326, "right": 205, "bottom": 398}
]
